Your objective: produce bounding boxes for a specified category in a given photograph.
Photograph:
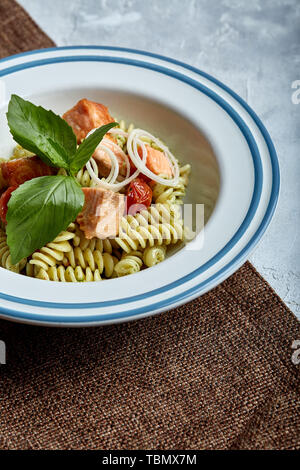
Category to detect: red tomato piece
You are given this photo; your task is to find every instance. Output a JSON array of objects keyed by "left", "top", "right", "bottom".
[
  {"left": 0, "top": 186, "right": 18, "bottom": 224},
  {"left": 126, "top": 178, "right": 152, "bottom": 215},
  {"left": 1, "top": 155, "right": 54, "bottom": 187}
]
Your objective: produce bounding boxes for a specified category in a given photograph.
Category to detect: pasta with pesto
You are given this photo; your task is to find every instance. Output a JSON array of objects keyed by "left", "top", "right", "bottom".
[
  {"left": 0, "top": 227, "right": 27, "bottom": 273},
  {"left": 0, "top": 98, "right": 191, "bottom": 282}
]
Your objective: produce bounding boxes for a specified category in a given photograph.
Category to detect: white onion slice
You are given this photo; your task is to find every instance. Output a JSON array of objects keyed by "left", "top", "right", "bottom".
[
  {"left": 101, "top": 137, "right": 130, "bottom": 180},
  {"left": 85, "top": 129, "right": 132, "bottom": 191},
  {"left": 85, "top": 129, "right": 147, "bottom": 191},
  {"left": 108, "top": 128, "right": 128, "bottom": 137},
  {"left": 84, "top": 126, "right": 179, "bottom": 192},
  {"left": 95, "top": 142, "right": 120, "bottom": 184},
  {"left": 86, "top": 158, "right": 141, "bottom": 192},
  {"left": 127, "top": 129, "right": 180, "bottom": 187}
]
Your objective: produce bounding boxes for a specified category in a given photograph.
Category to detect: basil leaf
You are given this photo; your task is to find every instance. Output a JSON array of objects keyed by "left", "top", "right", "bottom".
[
  {"left": 70, "top": 122, "right": 118, "bottom": 175},
  {"left": 6, "top": 175, "right": 84, "bottom": 264},
  {"left": 7, "top": 95, "right": 77, "bottom": 171}
]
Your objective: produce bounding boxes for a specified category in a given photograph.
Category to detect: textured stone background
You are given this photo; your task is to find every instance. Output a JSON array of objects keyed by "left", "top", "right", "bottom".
[{"left": 19, "top": 0, "right": 300, "bottom": 318}]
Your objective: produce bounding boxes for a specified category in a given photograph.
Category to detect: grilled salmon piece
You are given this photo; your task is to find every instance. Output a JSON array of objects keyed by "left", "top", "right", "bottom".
[
  {"left": 1, "top": 155, "right": 55, "bottom": 187},
  {"left": 95, "top": 142, "right": 173, "bottom": 182},
  {"left": 63, "top": 99, "right": 115, "bottom": 143},
  {"left": 138, "top": 145, "right": 173, "bottom": 177},
  {"left": 93, "top": 136, "right": 128, "bottom": 178},
  {"left": 77, "top": 187, "right": 125, "bottom": 239}
]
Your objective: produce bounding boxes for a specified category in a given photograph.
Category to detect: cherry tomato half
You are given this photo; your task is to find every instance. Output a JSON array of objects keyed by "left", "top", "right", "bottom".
[
  {"left": 0, "top": 186, "right": 18, "bottom": 224},
  {"left": 126, "top": 178, "right": 152, "bottom": 215}
]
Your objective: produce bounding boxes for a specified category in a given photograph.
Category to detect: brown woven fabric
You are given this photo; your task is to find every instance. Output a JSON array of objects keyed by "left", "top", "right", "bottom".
[
  {"left": 0, "top": 0, "right": 299, "bottom": 451},
  {"left": 0, "top": 0, "right": 54, "bottom": 57}
]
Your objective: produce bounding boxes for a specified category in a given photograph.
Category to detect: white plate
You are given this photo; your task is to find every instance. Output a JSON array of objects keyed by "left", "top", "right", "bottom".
[{"left": 0, "top": 47, "right": 279, "bottom": 326}]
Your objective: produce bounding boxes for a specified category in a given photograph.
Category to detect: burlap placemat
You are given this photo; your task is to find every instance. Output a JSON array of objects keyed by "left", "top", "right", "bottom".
[{"left": 0, "top": 0, "right": 299, "bottom": 451}]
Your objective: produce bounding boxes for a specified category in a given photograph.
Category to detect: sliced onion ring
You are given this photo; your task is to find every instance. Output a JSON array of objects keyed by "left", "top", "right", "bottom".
[
  {"left": 85, "top": 129, "right": 147, "bottom": 191},
  {"left": 86, "top": 157, "right": 141, "bottom": 192},
  {"left": 108, "top": 128, "right": 128, "bottom": 137},
  {"left": 84, "top": 126, "right": 179, "bottom": 192},
  {"left": 101, "top": 137, "right": 130, "bottom": 180},
  {"left": 96, "top": 142, "right": 120, "bottom": 184},
  {"left": 126, "top": 129, "right": 179, "bottom": 187},
  {"left": 85, "top": 129, "right": 133, "bottom": 191}
]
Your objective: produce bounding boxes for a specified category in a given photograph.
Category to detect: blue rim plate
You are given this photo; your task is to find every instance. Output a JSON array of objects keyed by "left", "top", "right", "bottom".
[{"left": 0, "top": 47, "right": 279, "bottom": 326}]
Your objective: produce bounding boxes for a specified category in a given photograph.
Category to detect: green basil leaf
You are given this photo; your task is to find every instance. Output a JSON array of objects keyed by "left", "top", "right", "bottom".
[
  {"left": 70, "top": 122, "right": 118, "bottom": 175},
  {"left": 6, "top": 175, "right": 84, "bottom": 264},
  {"left": 7, "top": 95, "right": 77, "bottom": 171}
]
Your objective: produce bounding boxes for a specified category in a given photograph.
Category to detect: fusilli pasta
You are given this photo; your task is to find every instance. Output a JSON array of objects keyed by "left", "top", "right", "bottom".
[
  {"left": 26, "top": 223, "right": 119, "bottom": 281},
  {"left": 0, "top": 228, "right": 27, "bottom": 273},
  {"left": 1, "top": 112, "right": 191, "bottom": 282},
  {"left": 152, "top": 164, "right": 191, "bottom": 205},
  {"left": 114, "top": 251, "right": 143, "bottom": 277},
  {"left": 28, "top": 227, "right": 76, "bottom": 272},
  {"left": 115, "top": 203, "right": 184, "bottom": 254},
  {"left": 37, "top": 265, "right": 102, "bottom": 282},
  {"left": 143, "top": 245, "right": 166, "bottom": 267}
]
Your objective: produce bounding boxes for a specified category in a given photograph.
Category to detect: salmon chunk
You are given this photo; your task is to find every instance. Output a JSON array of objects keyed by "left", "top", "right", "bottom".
[
  {"left": 139, "top": 145, "right": 173, "bottom": 177},
  {"left": 77, "top": 187, "right": 125, "bottom": 239},
  {"left": 93, "top": 137, "right": 127, "bottom": 178},
  {"left": 63, "top": 99, "right": 115, "bottom": 143},
  {"left": 1, "top": 155, "right": 55, "bottom": 187}
]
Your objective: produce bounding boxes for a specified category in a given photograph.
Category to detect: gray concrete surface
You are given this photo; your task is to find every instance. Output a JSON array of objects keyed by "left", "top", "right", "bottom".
[{"left": 18, "top": 0, "right": 300, "bottom": 318}]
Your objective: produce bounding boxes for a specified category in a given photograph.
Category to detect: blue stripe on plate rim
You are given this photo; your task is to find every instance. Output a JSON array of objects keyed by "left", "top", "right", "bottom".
[{"left": 0, "top": 47, "right": 279, "bottom": 323}]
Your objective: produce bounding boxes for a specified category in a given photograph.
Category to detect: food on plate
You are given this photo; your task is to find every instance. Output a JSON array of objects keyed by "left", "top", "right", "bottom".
[
  {"left": 93, "top": 136, "right": 128, "bottom": 178},
  {"left": 126, "top": 178, "right": 152, "bottom": 215},
  {"left": 0, "top": 95, "right": 191, "bottom": 281},
  {"left": 139, "top": 145, "right": 173, "bottom": 177},
  {"left": 1, "top": 155, "right": 54, "bottom": 187},
  {"left": 62, "top": 98, "right": 114, "bottom": 143},
  {"left": 77, "top": 187, "right": 125, "bottom": 239},
  {"left": 0, "top": 186, "right": 18, "bottom": 224}
]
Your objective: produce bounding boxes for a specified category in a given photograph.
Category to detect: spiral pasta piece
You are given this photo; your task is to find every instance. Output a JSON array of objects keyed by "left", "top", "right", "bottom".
[
  {"left": 57, "top": 166, "right": 98, "bottom": 188},
  {"left": 143, "top": 245, "right": 166, "bottom": 267},
  {"left": 72, "top": 225, "right": 115, "bottom": 253},
  {"left": 28, "top": 222, "right": 120, "bottom": 281},
  {"left": 32, "top": 250, "right": 118, "bottom": 281},
  {"left": 37, "top": 265, "right": 102, "bottom": 282},
  {"left": 152, "top": 164, "right": 191, "bottom": 205},
  {"left": 75, "top": 166, "right": 97, "bottom": 187},
  {"left": 0, "top": 228, "right": 27, "bottom": 273},
  {"left": 152, "top": 178, "right": 186, "bottom": 205},
  {"left": 1, "top": 119, "right": 191, "bottom": 282},
  {"left": 113, "top": 119, "right": 135, "bottom": 149},
  {"left": 115, "top": 203, "right": 184, "bottom": 253},
  {"left": 114, "top": 251, "right": 143, "bottom": 277},
  {"left": 29, "top": 228, "right": 75, "bottom": 271},
  {"left": 65, "top": 248, "right": 116, "bottom": 276}
]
